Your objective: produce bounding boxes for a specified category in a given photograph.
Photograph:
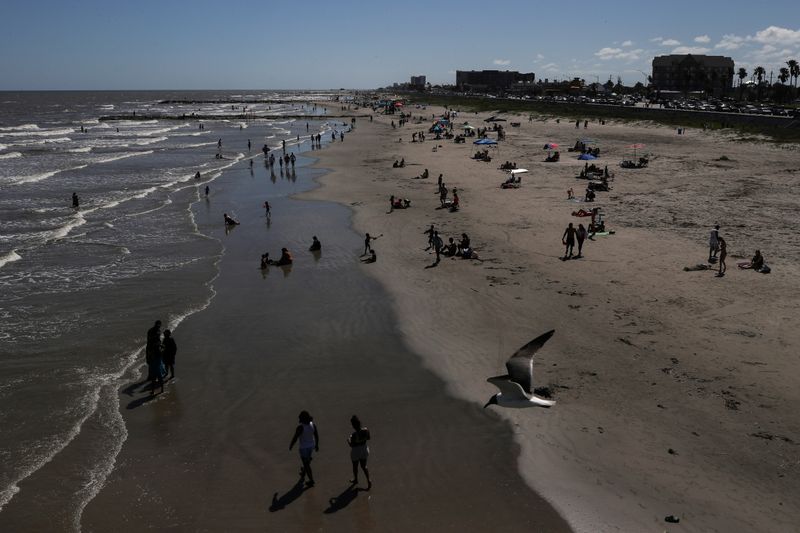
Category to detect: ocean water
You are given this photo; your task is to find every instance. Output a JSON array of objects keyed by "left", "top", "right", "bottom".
[{"left": 0, "top": 90, "right": 342, "bottom": 519}]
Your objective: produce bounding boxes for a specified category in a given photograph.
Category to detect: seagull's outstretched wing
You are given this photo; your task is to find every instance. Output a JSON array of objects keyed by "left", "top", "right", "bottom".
[
  {"left": 505, "top": 329, "right": 555, "bottom": 394},
  {"left": 487, "top": 375, "right": 530, "bottom": 401}
]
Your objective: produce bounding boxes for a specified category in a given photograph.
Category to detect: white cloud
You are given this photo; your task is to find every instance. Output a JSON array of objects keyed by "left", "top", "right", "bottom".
[
  {"left": 749, "top": 26, "right": 800, "bottom": 46},
  {"left": 595, "top": 47, "right": 622, "bottom": 59},
  {"left": 594, "top": 47, "right": 643, "bottom": 61},
  {"left": 672, "top": 46, "right": 710, "bottom": 54},
  {"left": 694, "top": 35, "right": 711, "bottom": 44},
  {"left": 493, "top": 59, "right": 511, "bottom": 66},
  {"left": 661, "top": 39, "right": 681, "bottom": 46},
  {"left": 533, "top": 53, "right": 545, "bottom": 63},
  {"left": 650, "top": 36, "right": 664, "bottom": 43},
  {"left": 621, "top": 40, "right": 633, "bottom": 47},
  {"left": 541, "top": 63, "right": 559, "bottom": 71},
  {"left": 715, "top": 34, "right": 745, "bottom": 50}
]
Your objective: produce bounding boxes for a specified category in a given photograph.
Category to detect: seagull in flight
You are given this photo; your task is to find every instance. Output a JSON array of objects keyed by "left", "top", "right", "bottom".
[{"left": 484, "top": 330, "right": 556, "bottom": 408}]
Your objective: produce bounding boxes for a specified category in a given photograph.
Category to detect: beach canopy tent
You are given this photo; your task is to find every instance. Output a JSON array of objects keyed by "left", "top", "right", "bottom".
[
  {"left": 628, "top": 143, "right": 645, "bottom": 157},
  {"left": 463, "top": 125, "right": 475, "bottom": 130},
  {"left": 543, "top": 142, "right": 559, "bottom": 149},
  {"left": 510, "top": 168, "right": 528, "bottom": 174},
  {"left": 474, "top": 138, "right": 498, "bottom": 145},
  {"left": 578, "top": 153, "right": 597, "bottom": 160}
]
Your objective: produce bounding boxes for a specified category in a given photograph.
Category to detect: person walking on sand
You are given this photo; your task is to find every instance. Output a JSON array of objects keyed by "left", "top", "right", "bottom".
[
  {"left": 205, "top": 185, "right": 209, "bottom": 197},
  {"left": 717, "top": 236, "right": 727, "bottom": 277},
  {"left": 709, "top": 224, "right": 720, "bottom": 262},
  {"left": 363, "top": 233, "right": 378, "bottom": 255},
  {"left": 162, "top": 329, "right": 177, "bottom": 380},
  {"left": 289, "top": 411, "right": 319, "bottom": 487},
  {"left": 562, "top": 223, "right": 577, "bottom": 259},
  {"left": 347, "top": 415, "right": 371, "bottom": 489},
  {"left": 264, "top": 200, "right": 271, "bottom": 218},
  {"left": 433, "top": 231, "right": 443, "bottom": 264},
  {"left": 576, "top": 223, "right": 587, "bottom": 257},
  {"left": 72, "top": 192, "right": 80, "bottom": 208}
]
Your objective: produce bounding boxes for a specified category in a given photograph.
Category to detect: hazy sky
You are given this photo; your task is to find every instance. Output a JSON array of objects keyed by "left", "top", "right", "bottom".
[{"left": 1, "top": 0, "right": 798, "bottom": 90}]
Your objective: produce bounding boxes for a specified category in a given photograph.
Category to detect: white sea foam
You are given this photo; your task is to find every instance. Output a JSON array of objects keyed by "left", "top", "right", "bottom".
[
  {"left": 133, "top": 136, "right": 167, "bottom": 146},
  {"left": 0, "top": 127, "right": 74, "bottom": 138},
  {"left": 67, "top": 147, "right": 93, "bottom": 153},
  {"left": 0, "top": 143, "right": 6, "bottom": 150},
  {"left": 0, "top": 151, "right": 22, "bottom": 160},
  {"left": 94, "top": 150, "right": 154, "bottom": 165},
  {"left": 0, "top": 123, "right": 39, "bottom": 132},
  {"left": 0, "top": 249, "right": 22, "bottom": 268},
  {"left": 47, "top": 212, "right": 87, "bottom": 241}
]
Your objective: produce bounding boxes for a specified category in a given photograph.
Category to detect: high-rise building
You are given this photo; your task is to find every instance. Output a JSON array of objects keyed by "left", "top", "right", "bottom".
[
  {"left": 651, "top": 54, "right": 734, "bottom": 95},
  {"left": 410, "top": 75, "right": 427, "bottom": 88},
  {"left": 455, "top": 70, "right": 535, "bottom": 91}
]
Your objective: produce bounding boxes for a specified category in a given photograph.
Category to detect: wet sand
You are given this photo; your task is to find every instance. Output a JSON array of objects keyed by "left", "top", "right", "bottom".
[{"left": 81, "top": 144, "right": 569, "bottom": 531}]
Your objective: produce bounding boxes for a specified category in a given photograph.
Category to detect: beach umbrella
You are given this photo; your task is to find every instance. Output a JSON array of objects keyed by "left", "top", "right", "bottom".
[
  {"left": 463, "top": 125, "right": 475, "bottom": 130},
  {"left": 543, "top": 142, "right": 559, "bottom": 149},
  {"left": 474, "top": 138, "right": 498, "bottom": 145},
  {"left": 578, "top": 153, "right": 597, "bottom": 160},
  {"left": 510, "top": 168, "right": 529, "bottom": 174},
  {"left": 628, "top": 143, "right": 645, "bottom": 158}
]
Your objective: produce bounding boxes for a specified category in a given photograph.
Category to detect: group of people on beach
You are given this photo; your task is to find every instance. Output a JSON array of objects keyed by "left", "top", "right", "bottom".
[
  {"left": 288, "top": 411, "right": 372, "bottom": 489},
  {"left": 424, "top": 225, "right": 478, "bottom": 264},
  {"left": 145, "top": 320, "right": 177, "bottom": 395}
]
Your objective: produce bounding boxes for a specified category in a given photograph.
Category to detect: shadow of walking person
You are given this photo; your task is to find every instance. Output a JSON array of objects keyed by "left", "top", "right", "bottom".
[
  {"left": 269, "top": 479, "right": 306, "bottom": 512},
  {"left": 323, "top": 484, "right": 361, "bottom": 514}
]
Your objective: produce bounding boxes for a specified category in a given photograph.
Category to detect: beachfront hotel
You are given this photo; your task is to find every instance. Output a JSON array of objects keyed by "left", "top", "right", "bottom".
[
  {"left": 651, "top": 54, "right": 735, "bottom": 96},
  {"left": 456, "top": 69, "right": 536, "bottom": 92}
]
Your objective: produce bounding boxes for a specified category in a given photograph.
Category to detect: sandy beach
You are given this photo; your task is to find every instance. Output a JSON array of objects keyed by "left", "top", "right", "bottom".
[
  {"left": 72, "top": 129, "right": 568, "bottom": 532},
  {"left": 299, "top": 102, "right": 800, "bottom": 531}
]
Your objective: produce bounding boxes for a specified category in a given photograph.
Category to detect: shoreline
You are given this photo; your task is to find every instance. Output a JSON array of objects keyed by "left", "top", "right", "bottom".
[
  {"left": 302, "top": 102, "right": 800, "bottom": 531},
  {"left": 79, "top": 116, "right": 570, "bottom": 532}
]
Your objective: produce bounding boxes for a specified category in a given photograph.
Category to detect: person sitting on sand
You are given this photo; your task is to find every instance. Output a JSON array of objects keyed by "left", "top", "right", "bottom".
[
  {"left": 457, "top": 233, "right": 471, "bottom": 256},
  {"left": 393, "top": 160, "right": 399, "bottom": 168},
  {"left": 260, "top": 253, "right": 270, "bottom": 269},
  {"left": 450, "top": 190, "right": 460, "bottom": 211},
  {"left": 442, "top": 237, "right": 458, "bottom": 257},
  {"left": 750, "top": 250, "right": 764, "bottom": 271},
  {"left": 224, "top": 213, "right": 239, "bottom": 225},
  {"left": 399, "top": 158, "right": 405, "bottom": 167},
  {"left": 739, "top": 250, "right": 764, "bottom": 271},
  {"left": 276, "top": 248, "right": 293, "bottom": 266},
  {"left": 309, "top": 236, "right": 321, "bottom": 252},
  {"left": 419, "top": 168, "right": 429, "bottom": 179},
  {"left": 567, "top": 188, "right": 575, "bottom": 199}
]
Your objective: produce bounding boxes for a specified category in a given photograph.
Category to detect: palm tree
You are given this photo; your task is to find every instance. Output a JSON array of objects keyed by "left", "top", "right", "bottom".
[
  {"left": 788, "top": 59, "right": 799, "bottom": 94},
  {"left": 753, "top": 66, "right": 766, "bottom": 101},
  {"left": 779, "top": 67, "right": 791, "bottom": 102},
  {"left": 737, "top": 67, "right": 748, "bottom": 100}
]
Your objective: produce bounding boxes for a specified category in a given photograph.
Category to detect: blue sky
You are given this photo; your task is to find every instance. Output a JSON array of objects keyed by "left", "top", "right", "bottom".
[{"left": 1, "top": 0, "right": 798, "bottom": 89}]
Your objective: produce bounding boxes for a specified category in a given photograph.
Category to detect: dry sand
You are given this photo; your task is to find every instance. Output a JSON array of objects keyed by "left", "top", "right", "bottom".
[{"left": 302, "top": 103, "right": 800, "bottom": 532}]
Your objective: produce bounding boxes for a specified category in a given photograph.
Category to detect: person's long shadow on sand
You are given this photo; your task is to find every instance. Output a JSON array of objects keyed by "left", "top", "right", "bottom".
[
  {"left": 323, "top": 483, "right": 363, "bottom": 514},
  {"left": 269, "top": 479, "right": 307, "bottom": 512}
]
